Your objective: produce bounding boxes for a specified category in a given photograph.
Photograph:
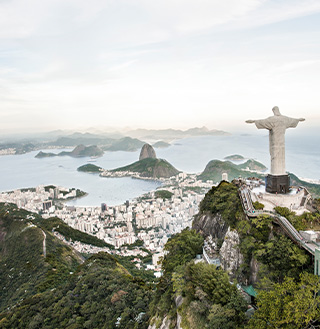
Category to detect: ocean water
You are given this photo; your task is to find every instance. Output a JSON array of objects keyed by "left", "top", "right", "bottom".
[
  {"left": 0, "top": 133, "right": 318, "bottom": 206},
  {"left": 0, "top": 149, "right": 161, "bottom": 207},
  {"left": 156, "top": 132, "right": 319, "bottom": 180}
]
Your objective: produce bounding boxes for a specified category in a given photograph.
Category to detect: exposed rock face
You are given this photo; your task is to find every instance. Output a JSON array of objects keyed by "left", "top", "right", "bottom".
[
  {"left": 148, "top": 296, "right": 183, "bottom": 329},
  {"left": 193, "top": 212, "right": 229, "bottom": 240},
  {"left": 193, "top": 212, "right": 244, "bottom": 279},
  {"left": 249, "top": 257, "right": 260, "bottom": 284},
  {"left": 148, "top": 316, "right": 171, "bottom": 329},
  {"left": 139, "top": 143, "right": 157, "bottom": 160},
  {"left": 193, "top": 182, "right": 246, "bottom": 282},
  {"left": 219, "top": 227, "right": 244, "bottom": 278}
]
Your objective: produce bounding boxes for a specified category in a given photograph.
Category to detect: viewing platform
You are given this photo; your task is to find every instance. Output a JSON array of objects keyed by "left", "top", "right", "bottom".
[{"left": 239, "top": 182, "right": 320, "bottom": 259}]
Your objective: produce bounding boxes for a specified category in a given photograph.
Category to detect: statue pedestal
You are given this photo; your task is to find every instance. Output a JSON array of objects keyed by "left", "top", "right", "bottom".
[{"left": 266, "top": 174, "right": 290, "bottom": 194}]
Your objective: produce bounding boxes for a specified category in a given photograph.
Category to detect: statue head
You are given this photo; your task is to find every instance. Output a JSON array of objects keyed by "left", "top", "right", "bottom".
[{"left": 272, "top": 106, "right": 281, "bottom": 116}]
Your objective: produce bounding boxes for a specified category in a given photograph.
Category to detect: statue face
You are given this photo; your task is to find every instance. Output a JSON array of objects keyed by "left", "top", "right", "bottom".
[{"left": 272, "top": 106, "right": 281, "bottom": 116}]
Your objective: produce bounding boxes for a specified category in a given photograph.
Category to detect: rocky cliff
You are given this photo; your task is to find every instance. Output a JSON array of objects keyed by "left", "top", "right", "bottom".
[
  {"left": 192, "top": 212, "right": 229, "bottom": 241},
  {"left": 139, "top": 143, "right": 157, "bottom": 160},
  {"left": 193, "top": 182, "right": 247, "bottom": 280},
  {"left": 193, "top": 181, "right": 312, "bottom": 286},
  {"left": 219, "top": 227, "right": 244, "bottom": 277}
]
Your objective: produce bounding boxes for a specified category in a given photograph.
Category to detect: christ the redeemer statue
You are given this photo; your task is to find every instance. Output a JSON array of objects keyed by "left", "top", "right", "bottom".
[{"left": 246, "top": 106, "right": 305, "bottom": 193}]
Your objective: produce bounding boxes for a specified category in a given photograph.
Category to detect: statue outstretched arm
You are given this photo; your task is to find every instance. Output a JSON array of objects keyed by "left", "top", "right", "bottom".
[
  {"left": 246, "top": 117, "right": 274, "bottom": 130},
  {"left": 285, "top": 116, "right": 306, "bottom": 129}
]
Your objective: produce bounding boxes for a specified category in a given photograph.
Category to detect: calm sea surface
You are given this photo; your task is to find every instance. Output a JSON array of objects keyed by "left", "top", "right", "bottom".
[{"left": 0, "top": 133, "right": 318, "bottom": 206}]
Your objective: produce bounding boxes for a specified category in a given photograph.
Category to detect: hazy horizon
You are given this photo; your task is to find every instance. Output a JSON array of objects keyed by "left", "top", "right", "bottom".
[{"left": 1, "top": 0, "right": 320, "bottom": 132}]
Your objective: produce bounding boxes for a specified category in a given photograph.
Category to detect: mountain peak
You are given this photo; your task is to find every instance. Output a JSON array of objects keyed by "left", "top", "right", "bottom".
[{"left": 139, "top": 143, "right": 157, "bottom": 161}]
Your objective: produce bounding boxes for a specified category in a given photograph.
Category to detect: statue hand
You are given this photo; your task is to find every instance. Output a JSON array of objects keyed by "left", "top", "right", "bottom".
[
  {"left": 299, "top": 118, "right": 305, "bottom": 122},
  {"left": 246, "top": 120, "right": 255, "bottom": 124}
]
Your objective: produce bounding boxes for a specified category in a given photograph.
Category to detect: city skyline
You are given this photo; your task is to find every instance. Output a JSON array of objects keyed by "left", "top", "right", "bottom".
[{"left": 1, "top": 0, "right": 320, "bottom": 132}]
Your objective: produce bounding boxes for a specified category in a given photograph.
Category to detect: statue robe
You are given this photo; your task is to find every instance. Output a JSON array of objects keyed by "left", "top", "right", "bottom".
[{"left": 254, "top": 115, "right": 300, "bottom": 175}]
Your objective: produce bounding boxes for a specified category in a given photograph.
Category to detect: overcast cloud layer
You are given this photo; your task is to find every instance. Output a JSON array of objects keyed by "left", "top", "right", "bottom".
[{"left": 1, "top": 0, "right": 320, "bottom": 132}]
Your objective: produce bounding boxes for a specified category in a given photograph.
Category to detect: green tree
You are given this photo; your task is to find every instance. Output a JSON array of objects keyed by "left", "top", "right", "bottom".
[
  {"left": 161, "top": 229, "right": 203, "bottom": 275},
  {"left": 187, "top": 262, "right": 236, "bottom": 305},
  {"left": 275, "top": 206, "right": 307, "bottom": 231},
  {"left": 197, "top": 182, "right": 245, "bottom": 229},
  {"left": 255, "top": 235, "right": 309, "bottom": 283},
  {"left": 253, "top": 201, "right": 264, "bottom": 210},
  {"left": 248, "top": 272, "right": 320, "bottom": 329},
  {"left": 207, "top": 292, "right": 247, "bottom": 329}
]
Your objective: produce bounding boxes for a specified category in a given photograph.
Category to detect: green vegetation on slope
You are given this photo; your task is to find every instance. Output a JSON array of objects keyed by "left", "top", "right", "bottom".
[
  {"left": 149, "top": 228, "right": 248, "bottom": 328},
  {"left": 238, "top": 159, "right": 267, "bottom": 172},
  {"left": 77, "top": 164, "right": 102, "bottom": 173},
  {"left": 275, "top": 205, "right": 320, "bottom": 232},
  {"left": 194, "top": 181, "right": 312, "bottom": 281},
  {"left": 154, "top": 190, "right": 174, "bottom": 200},
  {"left": 193, "top": 181, "right": 317, "bottom": 327},
  {"left": 198, "top": 160, "right": 263, "bottom": 182},
  {"left": 34, "top": 216, "right": 114, "bottom": 249},
  {"left": 289, "top": 173, "right": 320, "bottom": 198},
  {"left": 0, "top": 203, "right": 81, "bottom": 312},
  {"left": 248, "top": 273, "right": 320, "bottom": 329},
  {"left": 0, "top": 253, "right": 152, "bottom": 329},
  {"left": 1, "top": 181, "right": 319, "bottom": 328},
  {"left": 113, "top": 158, "right": 180, "bottom": 178},
  {"left": 196, "top": 181, "right": 246, "bottom": 229},
  {"left": 253, "top": 201, "right": 265, "bottom": 210}
]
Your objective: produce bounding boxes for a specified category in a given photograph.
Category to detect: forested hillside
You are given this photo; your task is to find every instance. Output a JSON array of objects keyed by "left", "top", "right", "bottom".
[{"left": 1, "top": 180, "right": 320, "bottom": 328}]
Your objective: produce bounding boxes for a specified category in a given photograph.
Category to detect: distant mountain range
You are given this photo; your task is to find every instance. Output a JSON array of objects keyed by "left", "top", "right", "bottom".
[
  {"left": 1, "top": 126, "right": 229, "bottom": 155},
  {"left": 35, "top": 145, "right": 104, "bottom": 158},
  {"left": 125, "top": 126, "right": 230, "bottom": 141}
]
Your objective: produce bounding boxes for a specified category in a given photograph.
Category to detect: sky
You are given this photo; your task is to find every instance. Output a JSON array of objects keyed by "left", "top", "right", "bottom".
[{"left": 1, "top": 0, "right": 320, "bottom": 133}]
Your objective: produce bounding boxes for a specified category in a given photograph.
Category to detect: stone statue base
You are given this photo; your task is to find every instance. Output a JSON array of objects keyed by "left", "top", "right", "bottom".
[{"left": 266, "top": 174, "right": 290, "bottom": 194}]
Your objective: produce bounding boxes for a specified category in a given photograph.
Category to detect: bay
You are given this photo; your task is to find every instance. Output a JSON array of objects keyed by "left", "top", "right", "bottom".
[{"left": 0, "top": 132, "right": 318, "bottom": 206}]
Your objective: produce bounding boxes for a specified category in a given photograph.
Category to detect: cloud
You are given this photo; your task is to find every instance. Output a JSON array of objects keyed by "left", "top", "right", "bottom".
[
  {"left": 2, "top": 0, "right": 320, "bottom": 41},
  {"left": 277, "top": 60, "right": 320, "bottom": 73},
  {"left": 1, "top": 0, "right": 320, "bottom": 131}
]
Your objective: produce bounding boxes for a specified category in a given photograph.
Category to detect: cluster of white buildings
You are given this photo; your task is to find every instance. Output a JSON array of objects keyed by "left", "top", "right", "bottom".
[
  {"left": 0, "top": 173, "right": 213, "bottom": 269},
  {"left": 0, "top": 185, "right": 79, "bottom": 213},
  {"left": 100, "top": 169, "right": 166, "bottom": 181},
  {"left": 0, "top": 148, "right": 16, "bottom": 155}
]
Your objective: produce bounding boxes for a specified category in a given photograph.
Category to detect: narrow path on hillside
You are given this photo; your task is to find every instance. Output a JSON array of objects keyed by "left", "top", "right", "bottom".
[{"left": 41, "top": 229, "right": 47, "bottom": 257}]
